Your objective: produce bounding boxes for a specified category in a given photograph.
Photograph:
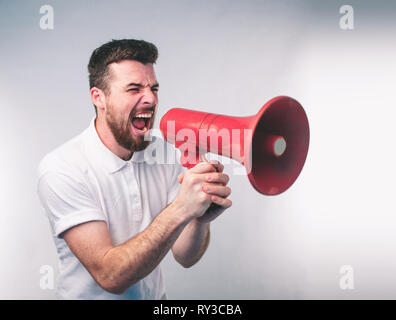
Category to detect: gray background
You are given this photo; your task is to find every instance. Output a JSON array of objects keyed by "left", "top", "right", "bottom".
[{"left": 0, "top": 0, "right": 395, "bottom": 299}]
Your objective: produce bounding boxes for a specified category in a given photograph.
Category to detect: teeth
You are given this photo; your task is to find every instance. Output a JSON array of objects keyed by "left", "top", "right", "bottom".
[{"left": 134, "top": 112, "right": 153, "bottom": 118}]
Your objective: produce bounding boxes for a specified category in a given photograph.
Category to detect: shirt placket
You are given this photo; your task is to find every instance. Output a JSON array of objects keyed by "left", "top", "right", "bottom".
[{"left": 126, "top": 161, "right": 143, "bottom": 222}]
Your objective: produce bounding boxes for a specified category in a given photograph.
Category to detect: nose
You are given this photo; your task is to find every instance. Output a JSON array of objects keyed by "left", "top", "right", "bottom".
[{"left": 141, "top": 87, "right": 157, "bottom": 105}]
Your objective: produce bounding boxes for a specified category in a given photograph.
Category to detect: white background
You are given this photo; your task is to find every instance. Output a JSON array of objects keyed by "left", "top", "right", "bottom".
[{"left": 0, "top": 0, "right": 395, "bottom": 299}]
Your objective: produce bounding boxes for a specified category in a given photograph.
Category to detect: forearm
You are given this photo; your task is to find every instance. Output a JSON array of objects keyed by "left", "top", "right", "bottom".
[
  {"left": 99, "top": 201, "right": 190, "bottom": 294},
  {"left": 172, "top": 219, "right": 210, "bottom": 268}
]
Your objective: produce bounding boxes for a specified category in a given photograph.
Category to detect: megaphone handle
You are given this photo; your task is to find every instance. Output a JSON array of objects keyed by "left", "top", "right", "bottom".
[{"left": 199, "top": 154, "right": 223, "bottom": 212}]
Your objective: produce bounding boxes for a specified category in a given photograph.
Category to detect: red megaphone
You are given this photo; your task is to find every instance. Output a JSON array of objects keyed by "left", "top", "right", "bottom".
[{"left": 160, "top": 96, "right": 309, "bottom": 195}]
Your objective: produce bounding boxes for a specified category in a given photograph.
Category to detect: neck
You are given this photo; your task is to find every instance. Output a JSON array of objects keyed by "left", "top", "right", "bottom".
[{"left": 94, "top": 117, "right": 133, "bottom": 161}]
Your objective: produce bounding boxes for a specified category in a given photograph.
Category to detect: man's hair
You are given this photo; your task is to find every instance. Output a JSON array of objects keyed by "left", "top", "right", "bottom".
[{"left": 88, "top": 39, "right": 158, "bottom": 114}]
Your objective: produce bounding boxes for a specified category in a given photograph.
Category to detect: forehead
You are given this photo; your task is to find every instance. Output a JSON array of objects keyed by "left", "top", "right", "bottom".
[{"left": 108, "top": 60, "right": 157, "bottom": 86}]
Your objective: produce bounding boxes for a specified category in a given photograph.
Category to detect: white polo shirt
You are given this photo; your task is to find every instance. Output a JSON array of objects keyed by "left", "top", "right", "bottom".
[{"left": 37, "top": 118, "right": 184, "bottom": 300}]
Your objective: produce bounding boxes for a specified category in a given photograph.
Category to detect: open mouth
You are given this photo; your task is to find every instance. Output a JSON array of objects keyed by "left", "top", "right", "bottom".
[{"left": 131, "top": 111, "right": 154, "bottom": 134}]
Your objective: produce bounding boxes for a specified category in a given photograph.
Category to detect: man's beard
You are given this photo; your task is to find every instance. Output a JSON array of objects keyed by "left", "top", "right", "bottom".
[{"left": 105, "top": 106, "right": 154, "bottom": 153}]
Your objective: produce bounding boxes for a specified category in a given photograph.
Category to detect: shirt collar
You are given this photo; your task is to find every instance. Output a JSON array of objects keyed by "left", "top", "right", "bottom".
[{"left": 84, "top": 117, "right": 146, "bottom": 174}]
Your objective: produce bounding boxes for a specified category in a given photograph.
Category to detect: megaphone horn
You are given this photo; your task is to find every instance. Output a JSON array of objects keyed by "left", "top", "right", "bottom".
[{"left": 160, "top": 96, "right": 310, "bottom": 195}]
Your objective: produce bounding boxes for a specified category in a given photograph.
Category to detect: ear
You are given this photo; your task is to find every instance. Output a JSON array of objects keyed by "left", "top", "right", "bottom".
[{"left": 90, "top": 87, "right": 106, "bottom": 112}]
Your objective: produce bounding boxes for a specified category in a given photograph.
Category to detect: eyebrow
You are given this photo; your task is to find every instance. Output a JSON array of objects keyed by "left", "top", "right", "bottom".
[{"left": 125, "top": 82, "right": 159, "bottom": 88}]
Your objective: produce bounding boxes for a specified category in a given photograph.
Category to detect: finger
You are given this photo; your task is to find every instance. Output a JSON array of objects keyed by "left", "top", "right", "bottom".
[
  {"left": 188, "top": 161, "right": 217, "bottom": 174},
  {"left": 204, "top": 172, "right": 230, "bottom": 186},
  {"left": 210, "top": 195, "right": 232, "bottom": 209},
  {"left": 202, "top": 184, "right": 231, "bottom": 198},
  {"left": 209, "top": 160, "right": 224, "bottom": 173},
  {"left": 200, "top": 154, "right": 224, "bottom": 173},
  {"left": 199, "top": 153, "right": 209, "bottom": 163},
  {"left": 177, "top": 173, "right": 185, "bottom": 184}
]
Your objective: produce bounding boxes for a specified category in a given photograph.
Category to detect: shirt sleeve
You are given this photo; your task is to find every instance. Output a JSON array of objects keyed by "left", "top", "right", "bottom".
[
  {"left": 167, "top": 162, "right": 185, "bottom": 206},
  {"left": 37, "top": 171, "right": 107, "bottom": 238}
]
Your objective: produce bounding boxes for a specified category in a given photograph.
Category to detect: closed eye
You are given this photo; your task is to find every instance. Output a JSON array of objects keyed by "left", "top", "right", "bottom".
[{"left": 126, "top": 85, "right": 159, "bottom": 93}]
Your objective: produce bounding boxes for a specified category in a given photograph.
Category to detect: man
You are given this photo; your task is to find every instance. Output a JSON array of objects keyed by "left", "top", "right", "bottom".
[{"left": 37, "top": 39, "right": 232, "bottom": 299}]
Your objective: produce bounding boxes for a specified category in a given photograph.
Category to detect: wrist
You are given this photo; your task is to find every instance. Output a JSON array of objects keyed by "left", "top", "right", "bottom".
[
  {"left": 193, "top": 217, "right": 211, "bottom": 228},
  {"left": 168, "top": 198, "right": 192, "bottom": 226}
]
